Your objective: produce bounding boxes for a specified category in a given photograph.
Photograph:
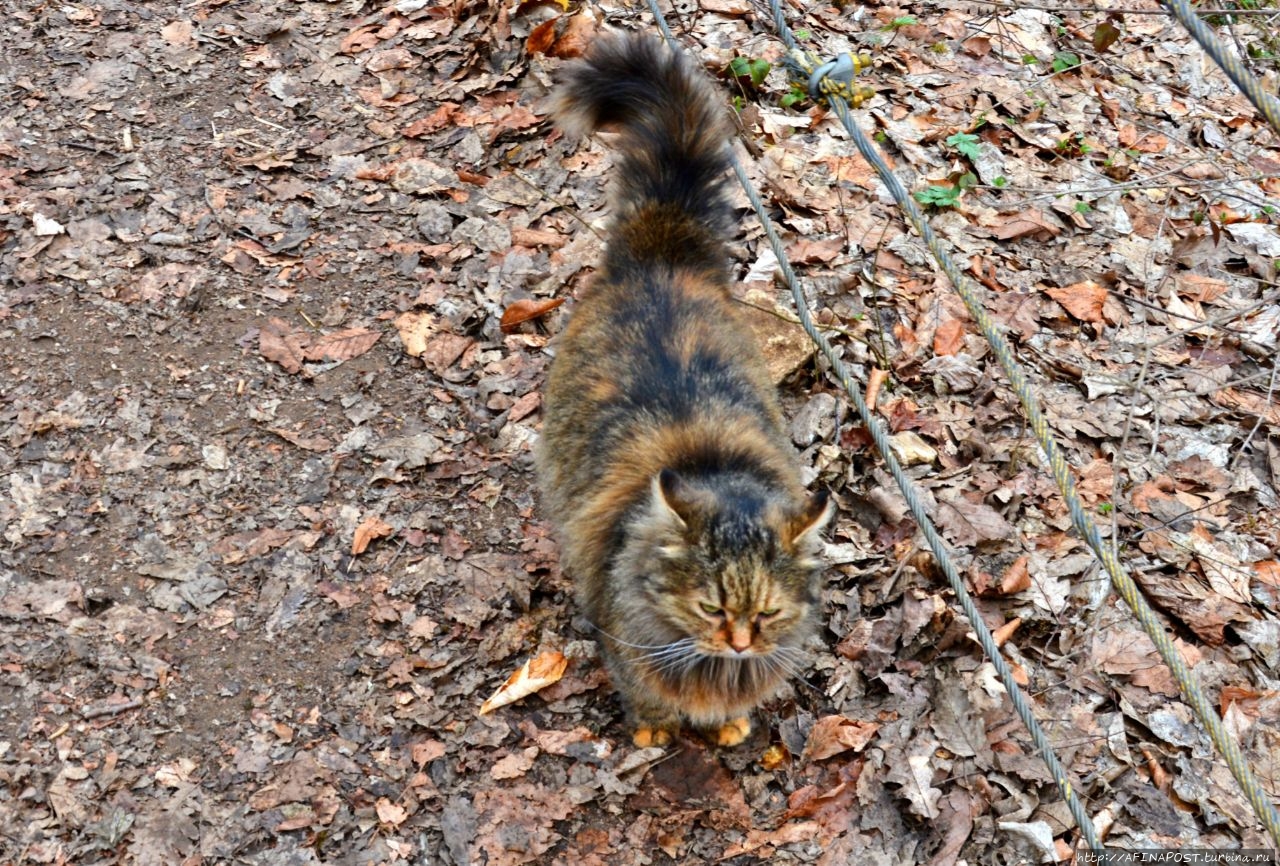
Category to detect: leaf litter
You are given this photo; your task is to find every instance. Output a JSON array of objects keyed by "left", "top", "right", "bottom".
[{"left": 0, "top": 0, "right": 1278, "bottom": 862}]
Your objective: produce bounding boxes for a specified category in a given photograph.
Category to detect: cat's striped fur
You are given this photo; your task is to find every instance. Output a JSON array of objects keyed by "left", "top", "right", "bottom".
[{"left": 538, "top": 36, "right": 831, "bottom": 747}]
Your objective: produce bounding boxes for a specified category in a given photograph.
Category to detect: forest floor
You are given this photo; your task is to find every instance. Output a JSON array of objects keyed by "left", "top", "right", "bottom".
[{"left": 2, "top": 0, "right": 1279, "bottom": 863}]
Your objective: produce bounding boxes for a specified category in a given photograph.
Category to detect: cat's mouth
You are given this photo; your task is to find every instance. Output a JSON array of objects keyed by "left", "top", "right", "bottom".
[{"left": 706, "top": 645, "right": 764, "bottom": 658}]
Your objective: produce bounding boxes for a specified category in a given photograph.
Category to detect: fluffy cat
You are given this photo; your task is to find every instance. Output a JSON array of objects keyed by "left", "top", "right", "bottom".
[{"left": 537, "top": 35, "right": 832, "bottom": 748}]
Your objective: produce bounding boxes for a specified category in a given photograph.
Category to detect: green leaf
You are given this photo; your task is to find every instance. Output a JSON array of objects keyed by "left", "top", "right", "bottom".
[
  {"left": 946, "top": 132, "right": 981, "bottom": 161},
  {"left": 780, "top": 87, "right": 807, "bottom": 109},
  {"left": 914, "top": 185, "right": 962, "bottom": 207},
  {"left": 993, "top": 176, "right": 1008, "bottom": 188},
  {"left": 1051, "top": 51, "right": 1081, "bottom": 73},
  {"left": 729, "top": 56, "right": 771, "bottom": 89}
]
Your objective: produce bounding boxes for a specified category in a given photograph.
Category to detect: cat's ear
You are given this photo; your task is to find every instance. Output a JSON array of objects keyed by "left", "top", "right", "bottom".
[
  {"left": 654, "top": 468, "right": 700, "bottom": 528},
  {"left": 784, "top": 489, "right": 834, "bottom": 551},
  {"left": 646, "top": 469, "right": 701, "bottom": 556}
]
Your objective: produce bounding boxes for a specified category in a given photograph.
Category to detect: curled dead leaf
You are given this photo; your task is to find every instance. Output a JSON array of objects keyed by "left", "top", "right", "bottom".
[
  {"left": 802, "top": 715, "right": 879, "bottom": 761},
  {"left": 479, "top": 650, "right": 568, "bottom": 714},
  {"left": 760, "top": 743, "right": 789, "bottom": 771},
  {"left": 991, "top": 617, "right": 1022, "bottom": 647},
  {"left": 1045, "top": 281, "right": 1108, "bottom": 325},
  {"left": 375, "top": 797, "right": 409, "bottom": 827},
  {"left": 395, "top": 310, "right": 437, "bottom": 357},
  {"left": 500, "top": 298, "right": 564, "bottom": 334},
  {"left": 999, "top": 555, "right": 1031, "bottom": 594},
  {"left": 352, "top": 515, "right": 394, "bottom": 555},
  {"left": 865, "top": 367, "right": 889, "bottom": 411}
]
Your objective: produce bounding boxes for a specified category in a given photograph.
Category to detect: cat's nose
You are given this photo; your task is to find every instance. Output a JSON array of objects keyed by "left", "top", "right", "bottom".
[{"left": 728, "top": 626, "right": 753, "bottom": 653}]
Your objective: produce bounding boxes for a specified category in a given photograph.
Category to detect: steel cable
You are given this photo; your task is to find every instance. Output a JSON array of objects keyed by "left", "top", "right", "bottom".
[
  {"left": 1160, "top": 0, "right": 1280, "bottom": 135},
  {"left": 641, "top": 0, "right": 1280, "bottom": 849},
  {"left": 647, "top": 1, "right": 1105, "bottom": 852},
  {"left": 766, "top": 0, "right": 1280, "bottom": 846}
]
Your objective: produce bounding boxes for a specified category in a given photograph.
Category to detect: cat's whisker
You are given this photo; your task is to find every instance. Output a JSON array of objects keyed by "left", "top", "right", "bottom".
[
  {"left": 647, "top": 642, "right": 704, "bottom": 678},
  {"left": 645, "top": 642, "right": 698, "bottom": 668},
  {"left": 761, "top": 647, "right": 806, "bottom": 681},
  {"left": 757, "top": 653, "right": 784, "bottom": 682},
  {"left": 650, "top": 659, "right": 693, "bottom": 682},
  {"left": 763, "top": 647, "right": 824, "bottom": 694},
  {"left": 582, "top": 620, "right": 693, "bottom": 652},
  {"left": 650, "top": 657, "right": 694, "bottom": 679}
]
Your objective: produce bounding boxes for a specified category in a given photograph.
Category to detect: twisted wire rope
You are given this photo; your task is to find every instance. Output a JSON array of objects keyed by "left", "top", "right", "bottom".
[{"left": 643, "top": 0, "right": 1280, "bottom": 847}]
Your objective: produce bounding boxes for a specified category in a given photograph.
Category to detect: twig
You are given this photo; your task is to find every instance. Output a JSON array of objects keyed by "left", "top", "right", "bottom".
[
  {"left": 1230, "top": 347, "right": 1280, "bottom": 471},
  {"left": 966, "top": 0, "right": 1280, "bottom": 15},
  {"left": 81, "top": 698, "right": 144, "bottom": 719}
]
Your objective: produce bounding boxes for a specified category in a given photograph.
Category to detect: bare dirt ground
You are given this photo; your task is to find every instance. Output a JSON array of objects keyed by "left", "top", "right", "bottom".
[{"left": 2, "top": 0, "right": 1279, "bottom": 863}]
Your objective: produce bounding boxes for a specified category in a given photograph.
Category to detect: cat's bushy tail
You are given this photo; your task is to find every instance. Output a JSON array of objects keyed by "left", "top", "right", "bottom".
[{"left": 553, "top": 35, "right": 732, "bottom": 242}]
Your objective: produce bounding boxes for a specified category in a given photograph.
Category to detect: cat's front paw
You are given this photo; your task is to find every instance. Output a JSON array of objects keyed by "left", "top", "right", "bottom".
[
  {"left": 633, "top": 725, "right": 674, "bottom": 748},
  {"left": 714, "top": 716, "right": 751, "bottom": 747}
]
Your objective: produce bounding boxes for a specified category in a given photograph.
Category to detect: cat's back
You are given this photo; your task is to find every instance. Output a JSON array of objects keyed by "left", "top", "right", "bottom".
[
  {"left": 537, "top": 37, "right": 801, "bottom": 576},
  {"left": 553, "top": 256, "right": 780, "bottom": 437}
]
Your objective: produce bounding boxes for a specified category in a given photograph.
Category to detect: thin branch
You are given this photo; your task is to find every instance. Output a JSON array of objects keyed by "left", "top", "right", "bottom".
[{"left": 966, "top": 0, "right": 1280, "bottom": 15}]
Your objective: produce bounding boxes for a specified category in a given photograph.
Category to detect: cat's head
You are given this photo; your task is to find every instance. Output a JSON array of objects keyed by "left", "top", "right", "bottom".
[{"left": 616, "top": 468, "right": 832, "bottom": 659}]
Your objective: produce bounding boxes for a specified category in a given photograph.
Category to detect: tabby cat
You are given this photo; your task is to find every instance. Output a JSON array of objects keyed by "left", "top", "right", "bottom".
[{"left": 537, "top": 35, "right": 832, "bottom": 748}]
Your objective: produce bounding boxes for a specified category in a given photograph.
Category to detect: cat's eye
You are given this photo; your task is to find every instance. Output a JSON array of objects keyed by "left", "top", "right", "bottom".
[
  {"left": 758, "top": 607, "right": 781, "bottom": 618},
  {"left": 699, "top": 602, "right": 723, "bottom": 616}
]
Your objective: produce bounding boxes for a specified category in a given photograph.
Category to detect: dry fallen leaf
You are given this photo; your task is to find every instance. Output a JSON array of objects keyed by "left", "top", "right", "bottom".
[
  {"left": 305, "top": 327, "right": 381, "bottom": 363},
  {"left": 500, "top": 297, "right": 565, "bottom": 333},
  {"left": 267, "top": 427, "right": 333, "bottom": 452},
  {"left": 802, "top": 715, "right": 880, "bottom": 761},
  {"left": 999, "top": 555, "right": 1031, "bottom": 594},
  {"left": 991, "top": 617, "right": 1021, "bottom": 647},
  {"left": 375, "top": 797, "right": 409, "bottom": 828},
  {"left": 1211, "top": 387, "right": 1280, "bottom": 426},
  {"left": 1045, "top": 280, "right": 1108, "bottom": 325},
  {"left": 491, "top": 746, "right": 539, "bottom": 780},
  {"left": 154, "top": 758, "right": 197, "bottom": 788},
  {"left": 403, "top": 102, "right": 463, "bottom": 137},
  {"left": 394, "top": 311, "right": 437, "bottom": 357},
  {"left": 479, "top": 650, "right": 568, "bottom": 714},
  {"left": 991, "top": 209, "right": 1061, "bottom": 241},
  {"left": 412, "top": 740, "right": 447, "bottom": 767},
  {"left": 893, "top": 753, "right": 943, "bottom": 819},
  {"left": 933, "top": 318, "right": 966, "bottom": 356},
  {"left": 260, "top": 317, "right": 309, "bottom": 374},
  {"left": 1256, "top": 560, "right": 1280, "bottom": 586},
  {"left": 352, "top": 515, "right": 394, "bottom": 555},
  {"left": 760, "top": 743, "right": 790, "bottom": 770}
]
